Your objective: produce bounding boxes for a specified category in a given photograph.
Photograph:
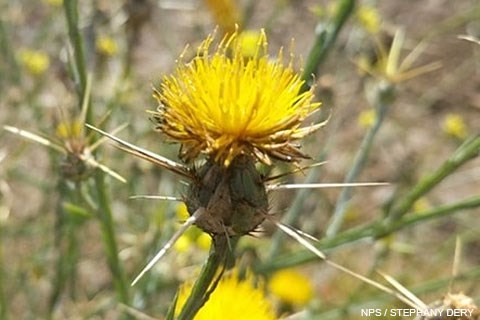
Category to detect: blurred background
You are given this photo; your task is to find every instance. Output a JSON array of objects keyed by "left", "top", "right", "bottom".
[{"left": 0, "top": 0, "right": 479, "bottom": 319}]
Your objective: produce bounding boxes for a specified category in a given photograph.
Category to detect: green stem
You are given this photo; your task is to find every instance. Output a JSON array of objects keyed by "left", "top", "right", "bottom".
[
  {"left": 93, "top": 172, "right": 130, "bottom": 305},
  {"left": 386, "top": 135, "right": 480, "bottom": 223},
  {"left": 327, "top": 99, "right": 391, "bottom": 237},
  {"left": 177, "top": 236, "right": 231, "bottom": 320},
  {"left": 63, "top": 0, "right": 91, "bottom": 123},
  {"left": 64, "top": 0, "right": 129, "bottom": 308},
  {"left": 0, "top": 18, "right": 20, "bottom": 88},
  {"left": 301, "top": 0, "right": 355, "bottom": 90},
  {"left": 256, "top": 195, "right": 480, "bottom": 274},
  {"left": 48, "top": 179, "right": 70, "bottom": 315},
  {"left": 0, "top": 220, "right": 6, "bottom": 319}
]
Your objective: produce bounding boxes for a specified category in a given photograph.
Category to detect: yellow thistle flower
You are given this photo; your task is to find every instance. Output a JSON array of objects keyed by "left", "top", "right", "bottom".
[
  {"left": 176, "top": 270, "right": 276, "bottom": 320},
  {"left": 18, "top": 49, "right": 50, "bottom": 76},
  {"left": 203, "top": 0, "right": 241, "bottom": 35},
  {"left": 268, "top": 268, "right": 314, "bottom": 306},
  {"left": 442, "top": 113, "right": 468, "bottom": 139},
  {"left": 96, "top": 35, "right": 118, "bottom": 57},
  {"left": 152, "top": 30, "right": 322, "bottom": 167}
]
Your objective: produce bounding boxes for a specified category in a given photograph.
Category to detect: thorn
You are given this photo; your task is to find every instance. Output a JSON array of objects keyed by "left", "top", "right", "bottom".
[
  {"left": 267, "top": 182, "right": 389, "bottom": 191},
  {"left": 129, "top": 195, "right": 182, "bottom": 201},
  {"left": 131, "top": 208, "right": 205, "bottom": 286}
]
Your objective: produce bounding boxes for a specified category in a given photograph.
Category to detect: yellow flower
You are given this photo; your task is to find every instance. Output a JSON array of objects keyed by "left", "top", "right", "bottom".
[
  {"left": 177, "top": 270, "right": 275, "bottom": 320},
  {"left": 269, "top": 268, "right": 314, "bottom": 306},
  {"left": 357, "top": 109, "right": 376, "bottom": 129},
  {"left": 443, "top": 113, "right": 468, "bottom": 139},
  {"left": 203, "top": 0, "right": 241, "bottom": 35},
  {"left": 96, "top": 36, "right": 118, "bottom": 57},
  {"left": 19, "top": 49, "right": 50, "bottom": 76},
  {"left": 356, "top": 6, "right": 381, "bottom": 34},
  {"left": 152, "top": 30, "right": 322, "bottom": 167}
]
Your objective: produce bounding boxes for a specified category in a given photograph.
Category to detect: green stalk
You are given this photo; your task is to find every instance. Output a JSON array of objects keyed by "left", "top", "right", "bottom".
[
  {"left": 0, "top": 18, "right": 20, "bottom": 88},
  {"left": 177, "top": 236, "right": 231, "bottom": 320},
  {"left": 301, "top": 0, "right": 355, "bottom": 90},
  {"left": 327, "top": 84, "right": 393, "bottom": 237},
  {"left": 63, "top": 0, "right": 130, "bottom": 307},
  {"left": 0, "top": 220, "right": 6, "bottom": 319},
  {"left": 386, "top": 135, "right": 480, "bottom": 223},
  {"left": 48, "top": 179, "right": 71, "bottom": 314},
  {"left": 256, "top": 195, "right": 480, "bottom": 274},
  {"left": 63, "top": 0, "right": 88, "bottom": 114},
  {"left": 93, "top": 173, "right": 130, "bottom": 305}
]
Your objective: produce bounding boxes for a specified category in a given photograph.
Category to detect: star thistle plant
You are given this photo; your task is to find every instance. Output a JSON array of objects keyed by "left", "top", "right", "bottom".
[
  {"left": 88, "top": 29, "right": 325, "bottom": 318},
  {"left": 90, "top": 29, "right": 323, "bottom": 239}
]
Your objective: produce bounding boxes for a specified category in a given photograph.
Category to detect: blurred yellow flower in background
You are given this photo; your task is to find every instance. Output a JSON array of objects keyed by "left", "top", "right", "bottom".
[
  {"left": 174, "top": 203, "right": 212, "bottom": 252},
  {"left": 442, "top": 113, "right": 468, "bottom": 139},
  {"left": 203, "top": 0, "right": 241, "bottom": 34},
  {"left": 96, "top": 35, "right": 118, "bottom": 57},
  {"left": 356, "top": 6, "right": 381, "bottom": 34},
  {"left": 18, "top": 49, "right": 50, "bottom": 76},
  {"left": 413, "top": 197, "right": 431, "bottom": 213},
  {"left": 44, "top": 0, "right": 63, "bottom": 7},
  {"left": 269, "top": 268, "right": 314, "bottom": 306},
  {"left": 177, "top": 271, "right": 276, "bottom": 320},
  {"left": 176, "top": 203, "right": 190, "bottom": 221},
  {"left": 173, "top": 234, "right": 192, "bottom": 253},
  {"left": 357, "top": 109, "right": 377, "bottom": 129},
  {"left": 238, "top": 30, "right": 262, "bottom": 58},
  {"left": 195, "top": 232, "right": 212, "bottom": 250},
  {"left": 152, "top": 30, "right": 322, "bottom": 167}
]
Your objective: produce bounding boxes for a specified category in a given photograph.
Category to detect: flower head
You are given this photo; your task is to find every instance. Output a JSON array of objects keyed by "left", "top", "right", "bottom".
[
  {"left": 152, "top": 30, "right": 322, "bottom": 167},
  {"left": 176, "top": 270, "right": 276, "bottom": 320}
]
